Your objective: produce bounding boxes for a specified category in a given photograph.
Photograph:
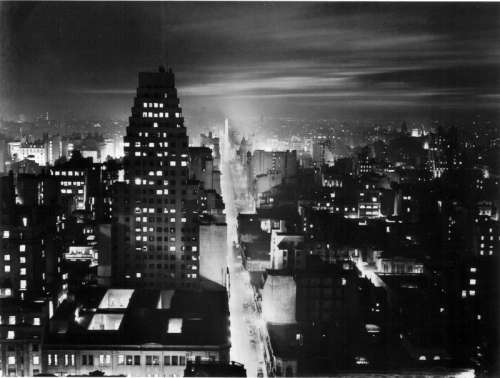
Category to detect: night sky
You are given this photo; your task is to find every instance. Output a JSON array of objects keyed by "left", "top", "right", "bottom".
[{"left": 1, "top": 2, "right": 499, "bottom": 122}]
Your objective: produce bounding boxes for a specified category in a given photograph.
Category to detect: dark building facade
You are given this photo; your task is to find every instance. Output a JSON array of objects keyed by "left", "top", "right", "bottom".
[{"left": 112, "top": 67, "right": 200, "bottom": 289}]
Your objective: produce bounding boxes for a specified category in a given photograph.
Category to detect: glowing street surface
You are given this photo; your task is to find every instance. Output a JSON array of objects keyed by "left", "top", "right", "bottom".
[{"left": 221, "top": 133, "right": 266, "bottom": 377}]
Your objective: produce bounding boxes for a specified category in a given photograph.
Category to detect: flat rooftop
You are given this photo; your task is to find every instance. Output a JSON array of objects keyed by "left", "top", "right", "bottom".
[{"left": 45, "top": 287, "right": 230, "bottom": 349}]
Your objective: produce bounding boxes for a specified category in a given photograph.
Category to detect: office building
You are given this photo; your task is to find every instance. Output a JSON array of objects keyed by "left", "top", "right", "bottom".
[{"left": 112, "top": 67, "right": 199, "bottom": 289}]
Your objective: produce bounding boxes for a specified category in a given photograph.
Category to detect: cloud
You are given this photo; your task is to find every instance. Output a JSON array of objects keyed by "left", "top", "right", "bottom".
[{"left": 1, "top": 2, "right": 499, "bottom": 120}]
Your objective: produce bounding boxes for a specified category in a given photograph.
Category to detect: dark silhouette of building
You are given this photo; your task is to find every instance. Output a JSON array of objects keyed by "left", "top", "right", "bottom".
[
  {"left": 184, "top": 360, "right": 246, "bottom": 377},
  {"left": 112, "top": 67, "right": 199, "bottom": 289}
]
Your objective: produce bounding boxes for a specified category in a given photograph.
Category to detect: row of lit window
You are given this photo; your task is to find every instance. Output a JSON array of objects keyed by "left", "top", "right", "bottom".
[
  {"left": 1, "top": 315, "right": 40, "bottom": 326},
  {"left": 134, "top": 151, "right": 169, "bottom": 157},
  {"left": 134, "top": 141, "right": 169, "bottom": 148},
  {"left": 125, "top": 272, "right": 198, "bottom": 279},
  {"left": 6, "top": 355, "right": 40, "bottom": 366},
  {"left": 61, "top": 181, "right": 84, "bottom": 186},
  {"left": 77, "top": 353, "right": 190, "bottom": 367},
  {"left": 359, "top": 204, "right": 380, "bottom": 209},
  {"left": 135, "top": 211, "right": 176, "bottom": 222},
  {"left": 48, "top": 353, "right": 75, "bottom": 366},
  {"left": 52, "top": 170, "right": 84, "bottom": 177},
  {"left": 143, "top": 102, "right": 164, "bottom": 109},
  {"left": 480, "top": 235, "right": 495, "bottom": 241},
  {"left": 3, "top": 266, "right": 27, "bottom": 275},
  {"left": 142, "top": 112, "right": 180, "bottom": 119},
  {"left": 3, "top": 255, "right": 27, "bottom": 264},
  {"left": 462, "top": 290, "right": 476, "bottom": 297},
  {"left": 137, "top": 131, "right": 168, "bottom": 138},
  {"left": 134, "top": 208, "right": 187, "bottom": 217},
  {"left": 61, "top": 189, "right": 84, "bottom": 195},
  {"left": 132, "top": 178, "right": 165, "bottom": 185}
]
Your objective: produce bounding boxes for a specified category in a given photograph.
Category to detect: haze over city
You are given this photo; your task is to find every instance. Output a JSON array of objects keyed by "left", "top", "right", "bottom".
[{"left": 1, "top": 2, "right": 499, "bottom": 122}]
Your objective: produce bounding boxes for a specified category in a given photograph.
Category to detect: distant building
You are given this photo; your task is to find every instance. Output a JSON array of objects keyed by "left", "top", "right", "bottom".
[
  {"left": 357, "top": 187, "right": 382, "bottom": 219},
  {"left": 250, "top": 150, "right": 297, "bottom": 180},
  {"left": 0, "top": 173, "right": 62, "bottom": 301}
]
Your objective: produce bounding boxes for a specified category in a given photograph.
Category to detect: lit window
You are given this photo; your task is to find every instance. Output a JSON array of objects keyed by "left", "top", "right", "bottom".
[
  {"left": 167, "top": 318, "right": 182, "bottom": 333},
  {"left": 153, "top": 122, "right": 158, "bottom": 128},
  {"left": 7, "top": 330, "right": 15, "bottom": 339},
  {"left": 7, "top": 356, "right": 16, "bottom": 364},
  {"left": 181, "top": 161, "right": 187, "bottom": 167},
  {"left": 4, "top": 254, "right": 10, "bottom": 261},
  {"left": 3, "top": 230, "right": 10, "bottom": 239},
  {"left": 20, "top": 268, "right": 26, "bottom": 276},
  {"left": 143, "top": 102, "right": 148, "bottom": 108},
  {"left": 181, "top": 218, "right": 187, "bottom": 223},
  {"left": 33, "top": 317, "right": 40, "bottom": 326},
  {"left": 8, "top": 316, "right": 15, "bottom": 325},
  {"left": 470, "top": 279, "right": 476, "bottom": 285},
  {"left": 33, "top": 355, "right": 40, "bottom": 365},
  {"left": 170, "top": 161, "right": 176, "bottom": 167},
  {"left": 20, "top": 245, "right": 26, "bottom": 252},
  {"left": 156, "top": 171, "right": 163, "bottom": 176},
  {"left": 4, "top": 265, "right": 10, "bottom": 273},
  {"left": 20, "top": 280, "right": 27, "bottom": 290},
  {"left": 469, "top": 290, "right": 476, "bottom": 296}
]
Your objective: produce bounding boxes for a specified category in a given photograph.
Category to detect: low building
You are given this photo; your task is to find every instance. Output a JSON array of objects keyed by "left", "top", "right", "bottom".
[{"left": 42, "top": 287, "right": 230, "bottom": 376}]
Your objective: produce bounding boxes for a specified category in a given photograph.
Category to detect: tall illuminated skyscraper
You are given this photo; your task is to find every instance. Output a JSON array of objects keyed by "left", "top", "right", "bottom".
[{"left": 112, "top": 67, "right": 200, "bottom": 289}]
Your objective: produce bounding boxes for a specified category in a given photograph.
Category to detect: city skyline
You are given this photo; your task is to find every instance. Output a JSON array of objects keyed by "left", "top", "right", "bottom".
[
  {"left": 0, "top": 3, "right": 499, "bottom": 377},
  {"left": 1, "top": 2, "right": 499, "bottom": 121}
]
